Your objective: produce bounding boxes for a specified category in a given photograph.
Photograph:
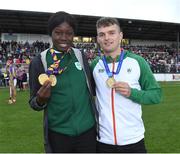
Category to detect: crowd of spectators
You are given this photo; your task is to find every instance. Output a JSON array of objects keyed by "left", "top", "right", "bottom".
[
  {"left": 0, "top": 40, "right": 50, "bottom": 65},
  {"left": 123, "top": 45, "right": 180, "bottom": 73},
  {"left": 77, "top": 43, "right": 180, "bottom": 73},
  {"left": 0, "top": 40, "right": 50, "bottom": 87},
  {"left": 0, "top": 40, "right": 180, "bottom": 87}
]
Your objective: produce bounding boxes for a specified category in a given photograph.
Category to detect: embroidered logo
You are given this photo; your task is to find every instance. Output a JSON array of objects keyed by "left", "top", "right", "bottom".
[
  {"left": 98, "top": 69, "right": 105, "bottom": 73},
  {"left": 127, "top": 68, "right": 132, "bottom": 73},
  {"left": 75, "top": 62, "right": 82, "bottom": 70}
]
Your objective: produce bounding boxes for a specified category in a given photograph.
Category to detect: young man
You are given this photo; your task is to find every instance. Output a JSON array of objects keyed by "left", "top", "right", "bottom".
[
  {"left": 91, "top": 17, "right": 162, "bottom": 153},
  {"left": 29, "top": 11, "right": 96, "bottom": 153}
]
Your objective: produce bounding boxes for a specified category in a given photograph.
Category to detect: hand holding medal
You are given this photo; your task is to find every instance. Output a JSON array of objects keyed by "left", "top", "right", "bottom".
[
  {"left": 113, "top": 81, "right": 131, "bottom": 97},
  {"left": 38, "top": 48, "right": 70, "bottom": 87},
  {"left": 38, "top": 74, "right": 57, "bottom": 86}
]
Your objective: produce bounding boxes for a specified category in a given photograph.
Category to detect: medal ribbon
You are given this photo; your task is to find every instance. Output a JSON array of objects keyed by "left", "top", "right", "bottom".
[
  {"left": 102, "top": 50, "right": 124, "bottom": 77},
  {"left": 46, "top": 48, "right": 72, "bottom": 76}
]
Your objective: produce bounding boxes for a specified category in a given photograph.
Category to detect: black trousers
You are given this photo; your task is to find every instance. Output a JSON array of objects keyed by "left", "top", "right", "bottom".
[
  {"left": 48, "top": 126, "right": 96, "bottom": 153},
  {"left": 97, "top": 139, "right": 147, "bottom": 153}
]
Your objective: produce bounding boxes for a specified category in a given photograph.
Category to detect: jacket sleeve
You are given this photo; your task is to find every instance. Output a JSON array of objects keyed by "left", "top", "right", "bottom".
[
  {"left": 129, "top": 56, "right": 162, "bottom": 105},
  {"left": 28, "top": 55, "right": 47, "bottom": 111}
]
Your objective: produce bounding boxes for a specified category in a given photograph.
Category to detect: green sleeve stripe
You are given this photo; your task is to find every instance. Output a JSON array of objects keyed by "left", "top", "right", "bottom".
[{"left": 127, "top": 52, "right": 162, "bottom": 105}]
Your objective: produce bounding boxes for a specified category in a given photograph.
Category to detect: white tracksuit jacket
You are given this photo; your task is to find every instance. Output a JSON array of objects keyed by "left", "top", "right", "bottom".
[{"left": 91, "top": 50, "right": 161, "bottom": 146}]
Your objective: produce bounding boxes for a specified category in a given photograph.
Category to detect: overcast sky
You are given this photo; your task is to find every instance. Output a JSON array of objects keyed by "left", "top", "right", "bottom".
[{"left": 1, "top": 0, "right": 180, "bottom": 23}]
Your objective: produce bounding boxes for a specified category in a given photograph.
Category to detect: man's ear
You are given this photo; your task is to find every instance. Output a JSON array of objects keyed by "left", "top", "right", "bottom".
[
  {"left": 96, "top": 36, "right": 100, "bottom": 44},
  {"left": 120, "top": 32, "right": 123, "bottom": 40}
]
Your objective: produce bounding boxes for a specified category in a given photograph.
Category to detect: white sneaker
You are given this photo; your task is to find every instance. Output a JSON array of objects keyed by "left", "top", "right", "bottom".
[{"left": 8, "top": 99, "right": 13, "bottom": 104}]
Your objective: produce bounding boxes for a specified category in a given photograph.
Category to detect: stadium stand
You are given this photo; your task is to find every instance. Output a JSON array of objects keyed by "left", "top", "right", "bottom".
[{"left": 0, "top": 9, "right": 180, "bottom": 86}]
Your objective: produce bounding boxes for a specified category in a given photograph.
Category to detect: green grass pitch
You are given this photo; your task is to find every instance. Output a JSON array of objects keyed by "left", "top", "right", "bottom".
[{"left": 0, "top": 81, "right": 180, "bottom": 152}]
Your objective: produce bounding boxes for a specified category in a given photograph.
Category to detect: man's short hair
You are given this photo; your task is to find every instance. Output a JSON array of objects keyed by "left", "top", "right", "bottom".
[{"left": 96, "top": 17, "right": 121, "bottom": 31}]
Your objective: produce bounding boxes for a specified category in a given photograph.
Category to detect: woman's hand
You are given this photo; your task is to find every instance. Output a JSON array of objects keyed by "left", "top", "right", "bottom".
[{"left": 36, "top": 80, "right": 52, "bottom": 105}]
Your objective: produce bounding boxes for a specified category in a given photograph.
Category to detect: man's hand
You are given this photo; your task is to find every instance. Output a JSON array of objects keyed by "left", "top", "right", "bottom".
[
  {"left": 112, "top": 81, "right": 131, "bottom": 97},
  {"left": 36, "top": 80, "right": 52, "bottom": 105}
]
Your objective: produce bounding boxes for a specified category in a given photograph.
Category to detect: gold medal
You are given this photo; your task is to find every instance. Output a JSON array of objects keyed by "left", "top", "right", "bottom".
[
  {"left": 49, "top": 74, "right": 57, "bottom": 86},
  {"left": 38, "top": 74, "right": 49, "bottom": 85},
  {"left": 106, "top": 77, "right": 116, "bottom": 88},
  {"left": 38, "top": 74, "right": 57, "bottom": 86}
]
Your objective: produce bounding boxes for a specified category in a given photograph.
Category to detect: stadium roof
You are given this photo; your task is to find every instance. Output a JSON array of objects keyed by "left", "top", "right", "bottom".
[{"left": 0, "top": 9, "right": 180, "bottom": 41}]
